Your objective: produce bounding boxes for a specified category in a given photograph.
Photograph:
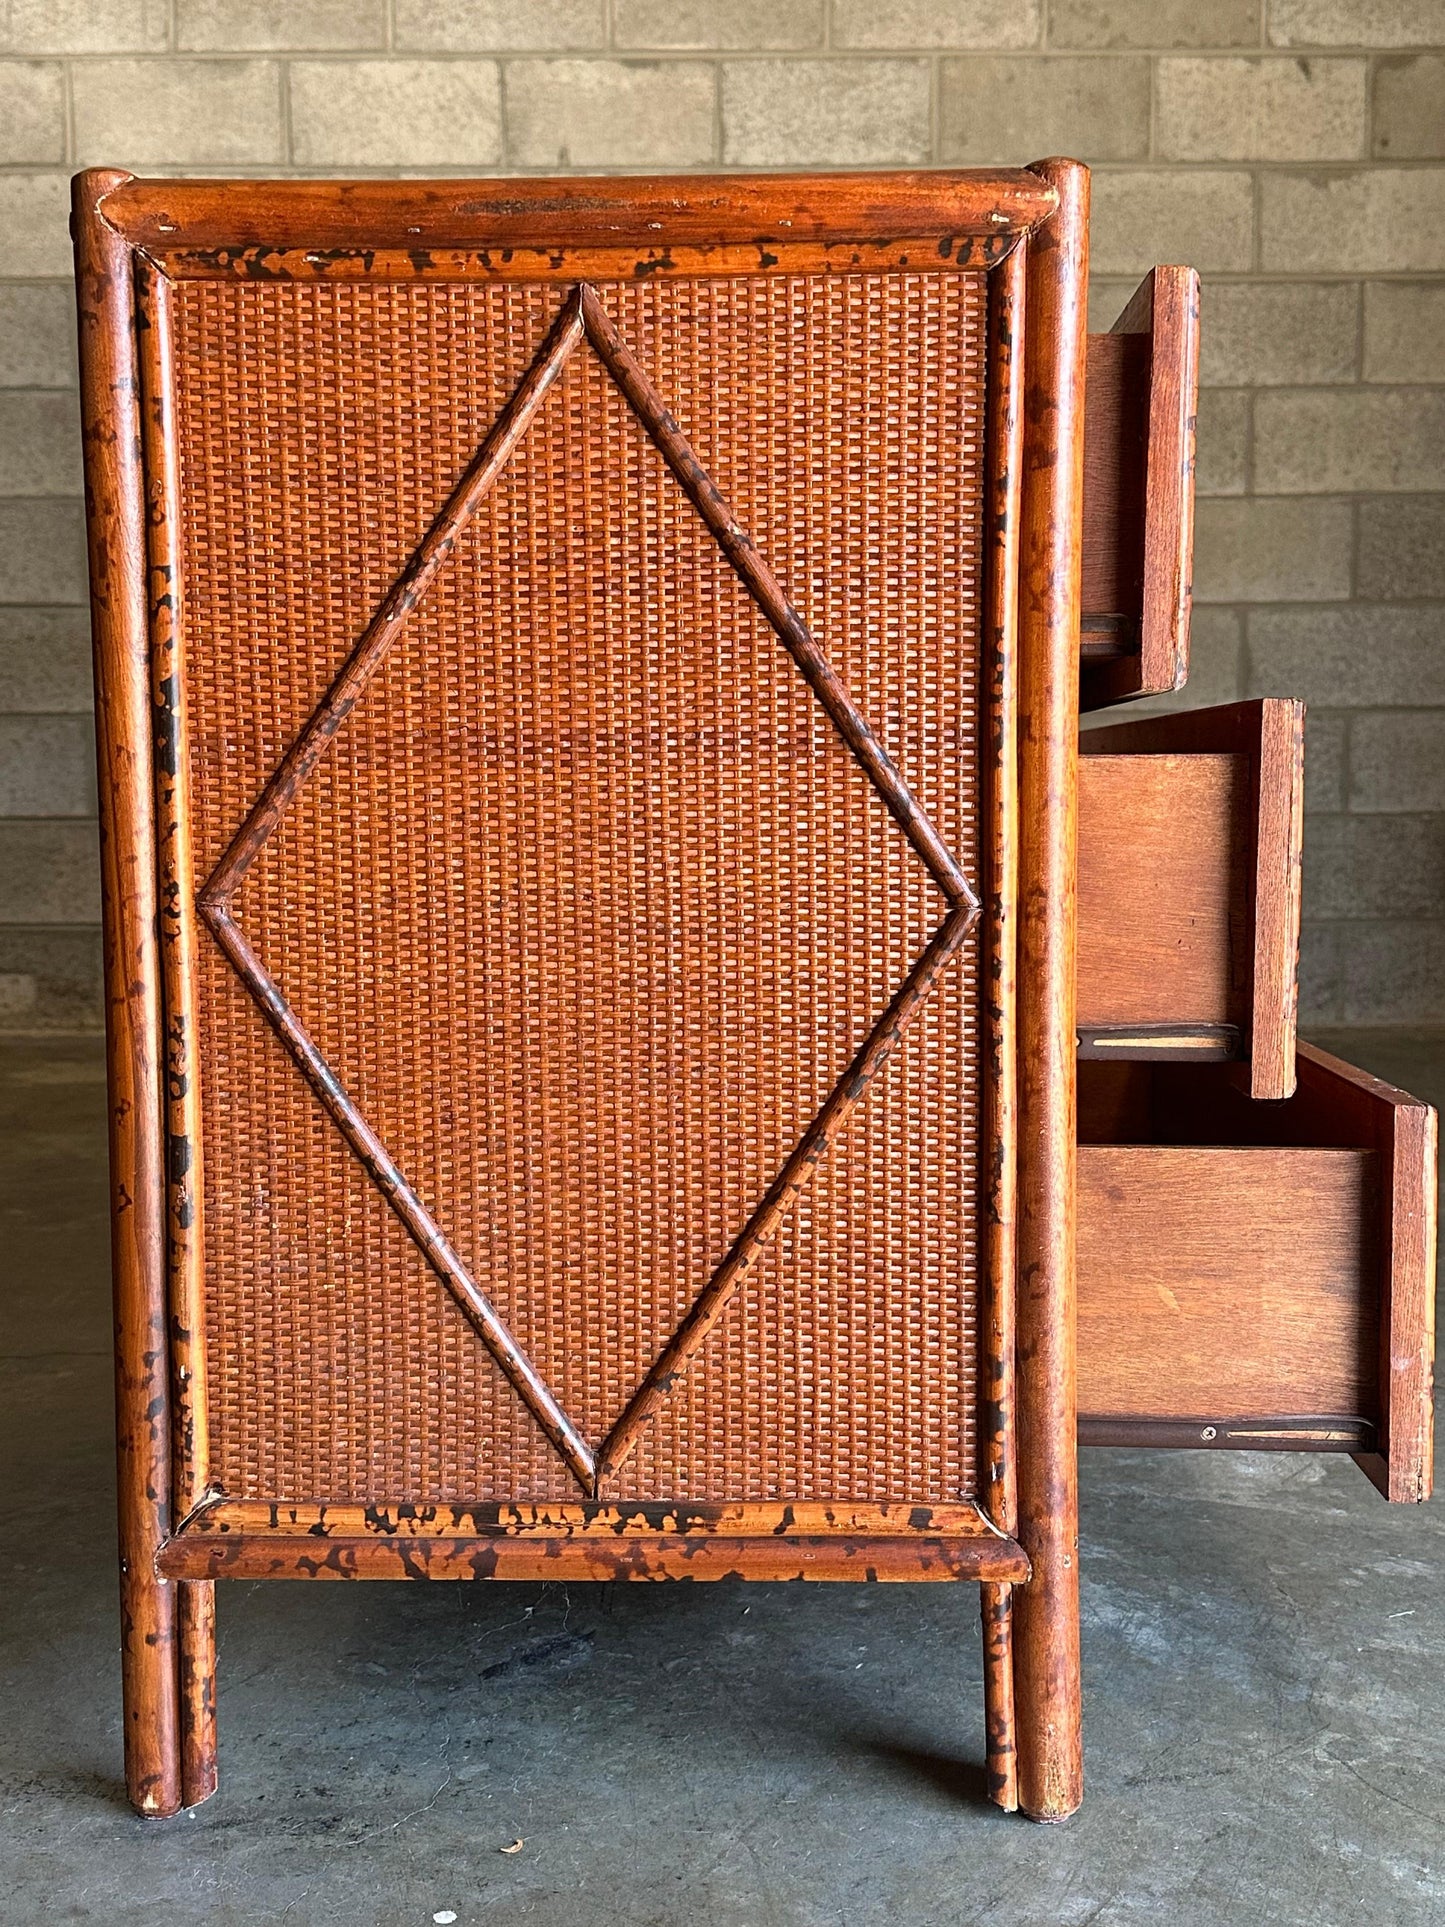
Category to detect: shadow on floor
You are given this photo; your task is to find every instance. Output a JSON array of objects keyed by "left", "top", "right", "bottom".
[{"left": 1, "top": 1029, "right": 1441, "bottom": 1926}]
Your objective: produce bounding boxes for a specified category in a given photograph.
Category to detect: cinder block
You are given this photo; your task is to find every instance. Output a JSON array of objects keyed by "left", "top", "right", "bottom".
[
  {"left": 1194, "top": 497, "right": 1353, "bottom": 602},
  {"left": 178, "top": 0, "right": 386, "bottom": 49},
  {"left": 0, "top": 286, "right": 77, "bottom": 388},
  {"left": 1296, "top": 918, "right": 1342, "bottom": 1026},
  {"left": 614, "top": 0, "right": 823, "bottom": 48},
  {"left": 1081, "top": 605, "right": 1242, "bottom": 721},
  {"left": 1364, "top": 282, "right": 1445, "bottom": 381},
  {"left": 0, "top": 717, "right": 95, "bottom": 817},
  {"left": 1351, "top": 713, "right": 1445, "bottom": 814},
  {"left": 0, "top": 392, "right": 83, "bottom": 496},
  {"left": 1261, "top": 169, "right": 1445, "bottom": 273},
  {"left": 1337, "top": 920, "right": 1445, "bottom": 1024},
  {"left": 0, "top": 0, "right": 166, "bottom": 53},
  {"left": 1357, "top": 496, "right": 1445, "bottom": 600},
  {"left": 0, "top": 821, "right": 100, "bottom": 924},
  {"left": 1090, "top": 170, "right": 1254, "bottom": 275},
  {"left": 1304, "top": 812, "right": 1445, "bottom": 919},
  {"left": 1087, "top": 279, "right": 1136, "bottom": 332},
  {"left": 1195, "top": 388, "right": 1248, "bottom": 497},
  {"left": 73, "top": 59, "right": 285, "bottom": 167},
  {"left": 1269, "top": 0, "right": 1444, "bottom": 48},
  {"left": 0, "top": 970, "right": 35, "bottom": 1020},
  {"left": 1373, "top": 52, "right": 1445, "bottom": 158},
  {"left": 722, "top": 59, "right": 930, "bottom": 166},
  {"left": 939, "top": 57, "right": 1148, "bottom": 164},
  {"left": 1254, "top": 388, "right": 1445, "bottom": 493},
  {"left": 396, "top": 0, "right": 605, "bottom": 51},
  {"left": 0, "top": 175, "right": 72, "bottom": 278},
  {"left": 506, "top": 60, "right": 714, "bottom": 169},
  {"left": 1177, "top": 606, "right": 1246, "bottom": 707},
  {"left": 1200, "top": 281, "right": 1358, "bottom": 387},
  {"left": 0, "top": 61, "right": 64, "bottom": 164},
  {"left": 0, "top": 608, "right": 93, "bottom": 711},
  {"left": 0, "top": 926, "right": 103, "bottom": 1028},
  {"left": 1247, "top": 603, "right": 1445, "bottom": 705},
  {"left": 1157, "top": 56, "right": 1366, "bottom": 161},
  {"left": 0, "top": 500, "right": 88, "bottom": 604},
  {"left": 1305, "top": 710, "right": 1347, "bottom": 814},
  {"left": 831, "top": 0, "right": 1039, "bottom": 48},
  {"left": 1303, "top": 816, "right": 1351, "bottom": 919},
  {"left": 1049, "top": 0, "right": 1257, "bottom": 46},
  {"left": 290, "top": 60, "right": 501, "bottom": 167}
]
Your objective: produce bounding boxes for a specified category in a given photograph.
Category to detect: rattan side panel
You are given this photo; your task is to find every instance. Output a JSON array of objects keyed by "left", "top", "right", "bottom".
[{"left": 170, "top": 271, "right": 984, "bottom": 1505}]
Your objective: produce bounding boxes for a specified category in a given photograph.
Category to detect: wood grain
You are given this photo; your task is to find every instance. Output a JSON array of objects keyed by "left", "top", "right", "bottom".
[
  {"left": 1078, "top": 1145, "right": 1378, "bottom": 1421},
  {"left": 133, "top": 258, "right": 220, "bottom": 1814},
  {"left": 1012, "top": 156, "right": 1088, "bottom": 1826},
  {"left": 1076, "top": 1046, "right": 1436, "bottom": 1502},
  {"left": 168, "top": 1498, "right": 1007, "bottom": 1537},
  {"left": 1080, "top": 267, "right": 1200, "bottom": 709},
  {"left": 73, "top": 168, "right": 182, "bottom": 1819},
  {"left": 1080, "top": 701, "right": 1304, "bottom": 1098},
  {"left": 1077, "top": 754, "right": 1249, "bottom": 1029},
  {"left": 979, "top": 236, "right": 1027, "bottom": 1815},
  {"left": 159, "top": 1500, "right": 1030, "bottom": 1586},
  {"left": 1080, "top": 333, "right": 1147, "bottom": 646},
  {"left": 1293, "top": 1044, "right": 1437, "bottom": 1504},
  {"left": 177, "top": 1585, "right": 217, "bottom": 1808},
  {"left": 159, "top": 1535, "right": 1031, "bottom": 1585},
  {"left": 95, "top": 168, "right": 1058, "bottom": 254},
  {"left": 1253, "top": 702, "right": 1307, "bottom": 1100}
]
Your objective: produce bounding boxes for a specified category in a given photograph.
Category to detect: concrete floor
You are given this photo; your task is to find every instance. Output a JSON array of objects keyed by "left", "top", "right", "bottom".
[{"left": 1, "top": 1031, "right": 1442, "bottom": 1926}]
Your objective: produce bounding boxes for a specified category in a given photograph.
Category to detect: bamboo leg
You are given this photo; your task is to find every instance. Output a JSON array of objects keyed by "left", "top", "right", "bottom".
[
  {"left": 179, "top": 1583, "right": 218, "bottom": 1806},
  {"left": 118, "top": 1542, "right": 182, "bottom": 1816},
  {"left": 75, "top": 167, "right": 184, "bottom": 1819},
  {"left": 981, "top": 1582, "right": 1019, "bottom": 1811},
  {"left": 127, "top": 259, "right": 220, "bottom": 1816},
  {"left": 1012, "top": 155, "right": 1090, "bottom": 1825},
  {"left": 980, "top": 236, "right": 1026, "bottom": 1817}
]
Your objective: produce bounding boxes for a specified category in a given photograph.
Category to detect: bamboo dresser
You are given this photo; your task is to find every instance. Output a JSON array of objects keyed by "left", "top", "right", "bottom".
[{"left": 74, "top": 162, "right": 1436, "bottom": 1824}]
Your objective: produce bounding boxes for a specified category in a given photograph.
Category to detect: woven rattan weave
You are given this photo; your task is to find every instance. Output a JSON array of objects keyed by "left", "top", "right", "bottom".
[{"left": 174, "top": 272, "right": 986, "bottom": 1509}]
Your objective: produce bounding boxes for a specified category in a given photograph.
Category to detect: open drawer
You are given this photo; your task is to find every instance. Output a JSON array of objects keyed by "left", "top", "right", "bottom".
[
  {"left": 1077, "top": 699, "right": 1304, "bottom": 1099},
  {"left": 1081, "top": 265, "right": 1200, "bottom": 710},
  {"left": 1076, "top": 1045, "right": 1437, "bottom": 1502}
]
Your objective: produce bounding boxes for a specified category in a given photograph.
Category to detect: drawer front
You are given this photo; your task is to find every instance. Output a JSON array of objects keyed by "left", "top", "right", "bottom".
[
  {"left": 1080, "top": 266, "right": 1199, "bottom": 709},
  {"left": 1076, "top": 1046, "right": 1437, "bottom": 1501},
  {"left": 1077, "top": 699, "right": 1304, "bottom": 1099}
]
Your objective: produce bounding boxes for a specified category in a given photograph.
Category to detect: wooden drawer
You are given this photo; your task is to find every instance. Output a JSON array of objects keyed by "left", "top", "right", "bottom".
[
  {"left": 1081, "top": 266, "right": 1199, "bottom": 710},
  {"left": 1077, "top": 699, "right": 1304, "bottom": 1099},
  {"left": 1076, "top": 1046, "right": 1437, "bottom": 1503}
]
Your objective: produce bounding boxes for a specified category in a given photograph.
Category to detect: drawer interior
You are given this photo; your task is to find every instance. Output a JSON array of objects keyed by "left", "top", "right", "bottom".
[
  {"left": 1078, "top": 751, "right": 1250, "bottom": 1038},
  {"left": 1076, "top": 1047, "right": 1436, "bottom": 1501},
  {"left": 1078, "top": 700, "right": 1303, "bottom": 1099}
]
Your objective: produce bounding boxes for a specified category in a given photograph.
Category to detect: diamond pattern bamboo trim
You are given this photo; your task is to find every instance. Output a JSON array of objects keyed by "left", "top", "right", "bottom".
[{"left": 198, "top": 283, "right": 979, "bottom": 1497}]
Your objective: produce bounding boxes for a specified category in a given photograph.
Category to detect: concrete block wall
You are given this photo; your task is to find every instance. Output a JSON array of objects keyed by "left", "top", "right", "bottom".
[{"left": 1, "top": 0, "right": 1443, "bottom": 1026}]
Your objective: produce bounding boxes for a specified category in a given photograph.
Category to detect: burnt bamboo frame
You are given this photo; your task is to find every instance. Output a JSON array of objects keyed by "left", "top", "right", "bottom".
[{"left": 76, "top": 163, "right": 1088, "bottom": 1823}]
